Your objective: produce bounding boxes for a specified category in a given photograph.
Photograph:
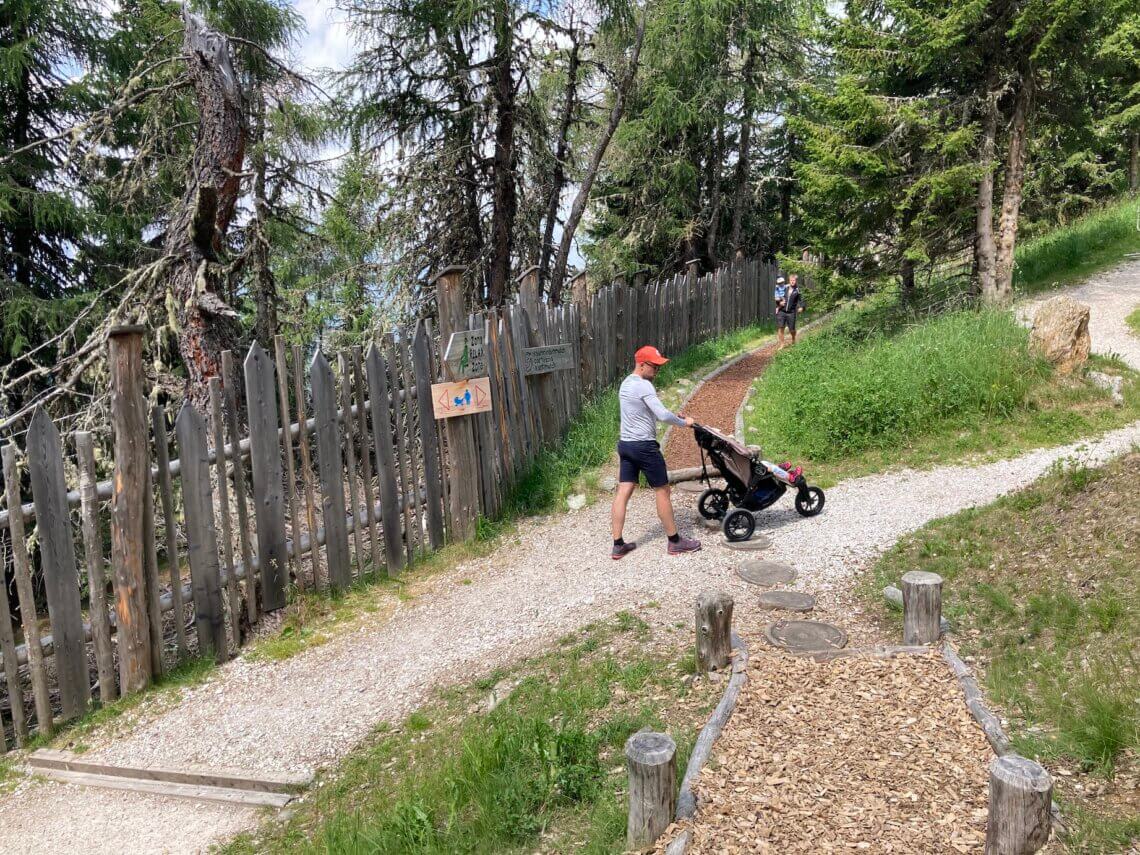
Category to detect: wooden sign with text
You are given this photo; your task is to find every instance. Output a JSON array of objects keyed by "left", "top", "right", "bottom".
[{"left": 523, "top": 343, "right": 575, "bottom": 376}]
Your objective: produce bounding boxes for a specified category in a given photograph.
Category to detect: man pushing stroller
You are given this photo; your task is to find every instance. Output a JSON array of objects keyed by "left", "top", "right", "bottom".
[{"left": 611, "top": 345, "right": 702, "bottom": 559}]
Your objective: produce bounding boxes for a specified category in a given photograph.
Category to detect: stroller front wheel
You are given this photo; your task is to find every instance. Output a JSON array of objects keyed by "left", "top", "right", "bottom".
[
  {"left": 722, "top": 509, "right": 756, "bottom": 542},
  {"left": 698, "top": 488, "right": 730, "bottom": 520},
  {"left": 795, "top": 486, "right": 825, "bottom": 517}
]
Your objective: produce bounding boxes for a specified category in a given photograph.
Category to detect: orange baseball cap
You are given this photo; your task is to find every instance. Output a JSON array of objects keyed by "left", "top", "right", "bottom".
[{"left": 634, "top": 345, "right": 669, "bottom": 365}]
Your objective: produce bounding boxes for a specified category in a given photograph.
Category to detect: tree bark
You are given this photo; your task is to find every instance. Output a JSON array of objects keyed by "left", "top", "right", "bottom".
[
  {"left": 695, "top": 590, "right": 733, "bottom": 672},
  {"left": 704, "top": 109, "right": 726, "bottom": 267},
  {"left": 250, "top": 93, "right": 278, "bottom": 346},
  {"left": 730, "top": 50, "right": 756, "bottom": 256},
  {"left": 550, "top": 12, "right": 646, "bottom": 291},
  {"left": 993, "top": 70, "right": 1035, "bottom": 303},
  {"left": 540, "top": 36, "right": 582, "bottom": 302},
  {"left": 985, "top": 755, "right": 1053, "bottom": 854},
  {"left": 167, "top": 10, "right": 246, "bottom": 412},
  {"left": 973, "top": 80, "right": 1000, "bottom": 299},
  {"left": 487, "top": 0, "right": 517, "bottom": 306},
  {"left": 625, "top": 731, "right": 677, "bottom": 850},
  {"left": 901, "top": 570, "right": 942, "bottom": 645}
]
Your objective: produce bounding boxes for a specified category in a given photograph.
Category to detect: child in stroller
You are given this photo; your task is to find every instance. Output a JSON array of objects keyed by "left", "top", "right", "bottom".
[{"left": 692, "top": 423, "right": 825, "bottom": 542}]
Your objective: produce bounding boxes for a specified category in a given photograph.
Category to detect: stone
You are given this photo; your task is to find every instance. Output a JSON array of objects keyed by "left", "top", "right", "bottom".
[
  {"left": 737, "top": 560, "right": 797, "bottom": 586},
  {"left": 701, "top": 516, "right": 722, "bottom": 531},
  {"left": 599, "top": 475, "right": 618, "bottom": 492},
  {"left": 1029, "top": 296, "right": 1091, "bottom": 374},
  {"left": 1088, "top": 370, "right": 1125, "bottom": 405},
  {"left": 567, "top": 493, "right": 587, "bottom": 510}
]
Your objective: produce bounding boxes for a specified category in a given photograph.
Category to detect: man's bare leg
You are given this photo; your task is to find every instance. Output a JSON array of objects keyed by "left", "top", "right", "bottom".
[
  {"left": 790, "top": 327, "right": 797, "bottom": 345},
  {"left": 654, "top": 485, "right": 678, "bottom": 537},
  {"left": 777, "top": 325, "right": 785, "bottom": 348},
  {"left": 611, "top": 481, "right": 637, "bottom": 540}
]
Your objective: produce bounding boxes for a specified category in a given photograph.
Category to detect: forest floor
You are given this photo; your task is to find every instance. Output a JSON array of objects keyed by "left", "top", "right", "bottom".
[{"left": 1, "top": 265, "right": 1139, "bottom": 853}]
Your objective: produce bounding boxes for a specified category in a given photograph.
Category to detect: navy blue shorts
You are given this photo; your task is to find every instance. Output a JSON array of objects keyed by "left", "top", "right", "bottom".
[{"left": 617, "top": 440, "right": 669, "bottom": 488}]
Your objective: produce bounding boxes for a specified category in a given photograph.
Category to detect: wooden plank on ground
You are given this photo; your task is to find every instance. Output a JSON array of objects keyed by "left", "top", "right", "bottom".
[
  {"left": 174, "top": 403, "right": 228, "bottom": 663},
  {"left": 310, "top": 351, "right": 351, "bottom": 590},
  {"left": 1, "top": 444, "right": 53, "bottom": 735},
  {"left": 26, "top": 407, "right": 88, "bottom": 720},
  {"left": 74, "top": 432, "right": 116, "bottom": 703},
  {"left": 30, "top": 767, "right": 294, "bottom": 808}
]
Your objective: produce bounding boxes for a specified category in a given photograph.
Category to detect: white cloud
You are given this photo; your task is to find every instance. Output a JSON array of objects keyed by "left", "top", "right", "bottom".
[{"left": 291, "top": 0, "right": 354, "bottom": 74}]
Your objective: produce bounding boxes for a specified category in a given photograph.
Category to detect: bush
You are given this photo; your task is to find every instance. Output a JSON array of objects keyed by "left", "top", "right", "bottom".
[{"left": 749, "top": 308, "right": 1047, "bottom": 459}]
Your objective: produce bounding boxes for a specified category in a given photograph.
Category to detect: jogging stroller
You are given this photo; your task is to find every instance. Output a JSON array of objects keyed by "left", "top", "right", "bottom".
[{"left": 692, "top": 423, "right": 825, "bottom": 542}]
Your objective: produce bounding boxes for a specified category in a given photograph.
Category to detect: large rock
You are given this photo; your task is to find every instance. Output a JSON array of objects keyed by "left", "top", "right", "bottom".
[{"left": 1029, "top": 296, "right": 1090, "bottom": 374}]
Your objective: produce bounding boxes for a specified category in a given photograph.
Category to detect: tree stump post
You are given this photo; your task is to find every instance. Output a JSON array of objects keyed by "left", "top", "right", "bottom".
[
  {"left": 902, "top": 570, "right": 943, "bottom": 645},
  {"left": 986, "top": 755, "right": 1053, "bottom": 854},
  {"left": 696, "top": 591, "right": 734, "bottom": 672},
  {"left": 625, "top": 731, "right": 676, "bottom": 850}
]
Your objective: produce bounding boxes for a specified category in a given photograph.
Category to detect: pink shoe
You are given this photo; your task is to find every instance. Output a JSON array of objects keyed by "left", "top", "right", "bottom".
[{"left": 667, "top": 535, "right": 702, "bottom": 555}]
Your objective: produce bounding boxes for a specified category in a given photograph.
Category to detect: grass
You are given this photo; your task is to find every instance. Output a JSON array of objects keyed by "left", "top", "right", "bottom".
[
  {"left": 221, "top": 614, "right": 716, "bottom": 855},
  {"left": 1128, "top": 304, "right": 1140, "bottom": 338},
  {"left": 742, "top": 307, "right": 1140, "bottom": 486},
  {"left": 1014, "top": 195, "right": 1140, "bottom": 294},
  {"left": 860, "top": 454, "right": 1140, "bottom": 852}
]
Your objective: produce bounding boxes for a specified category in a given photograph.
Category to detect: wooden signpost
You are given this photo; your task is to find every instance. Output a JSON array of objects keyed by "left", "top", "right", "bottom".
[{"left": 522, "top": 343, "right": 575, "bottom": 376}]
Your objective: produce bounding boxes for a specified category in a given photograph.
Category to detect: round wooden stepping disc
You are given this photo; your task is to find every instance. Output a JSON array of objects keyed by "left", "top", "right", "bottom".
[
  {"left": 757, "top": 590, "right": 816, "bottom": 612},
  {"left": 722, "top": 535, "right": 772, "bottom": 551},
  {"left": 676, "top": 479, "right": 723, "bottom": 494},
  {"left": 737, "top": 560, "right": 796, "bottom": 586},
  {"left": 764, "top": 620, "right": 847, "bottom": 652}
]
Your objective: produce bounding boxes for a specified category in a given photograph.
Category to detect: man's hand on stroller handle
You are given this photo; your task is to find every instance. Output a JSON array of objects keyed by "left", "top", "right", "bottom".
[{"left": 684, "top": 416, "right": 696, "bottom": 428}]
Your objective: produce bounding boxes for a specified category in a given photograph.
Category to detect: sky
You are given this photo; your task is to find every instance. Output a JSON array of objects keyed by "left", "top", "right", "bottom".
[{"left": 292, "top": 0, "right": 354, "bottom": 75}]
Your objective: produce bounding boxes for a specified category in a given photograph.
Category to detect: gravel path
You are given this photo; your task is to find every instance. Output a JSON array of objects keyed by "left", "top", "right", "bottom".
[{"left": 2, "top": 268, "right": 1138, "bottom": 854}]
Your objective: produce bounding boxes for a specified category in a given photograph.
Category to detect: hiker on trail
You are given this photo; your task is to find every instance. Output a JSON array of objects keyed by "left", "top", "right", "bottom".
[
  {"left": 611, "top": 345, "right": 702, "bottom": 559},
  {"left": 776, "top": 274, "right": 805, "bottom": 347}
]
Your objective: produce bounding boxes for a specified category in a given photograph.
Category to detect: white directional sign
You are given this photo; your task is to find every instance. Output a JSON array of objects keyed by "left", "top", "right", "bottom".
[
  {"left": 523, "top": 343, "right": 575, "bottom": 376},
  {"left": 443, "top": 329, "right": 487, "bottom": 379}
]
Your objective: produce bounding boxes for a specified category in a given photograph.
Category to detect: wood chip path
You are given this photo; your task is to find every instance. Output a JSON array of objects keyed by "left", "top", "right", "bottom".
[
  {"left": 665, "top": 343, "right": 778, "bottom": 469},
  {"left": 665, "top": 651, "right": 992, "bottom": 853}
]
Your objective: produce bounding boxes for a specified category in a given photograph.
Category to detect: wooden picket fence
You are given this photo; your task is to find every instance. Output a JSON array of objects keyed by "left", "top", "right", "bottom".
[{"left": 0, "top": 257, "right": 782, "bottom": 751}]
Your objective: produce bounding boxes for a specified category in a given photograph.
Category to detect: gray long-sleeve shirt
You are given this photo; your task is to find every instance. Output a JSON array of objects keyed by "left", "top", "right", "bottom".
[{"left": 619, "top": 374, "right": 686, "bottom": 441}]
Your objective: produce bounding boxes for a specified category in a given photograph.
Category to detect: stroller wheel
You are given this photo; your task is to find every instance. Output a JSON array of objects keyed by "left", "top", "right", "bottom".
[
  {"left": 722, "top": 509, "right": 756, "bottom": 542},
  {"left": 698, "top": 488, "right": 730, "bottom": 520},
  {"left": 794, "top": 486, "right": 825, "bottom": 517}
]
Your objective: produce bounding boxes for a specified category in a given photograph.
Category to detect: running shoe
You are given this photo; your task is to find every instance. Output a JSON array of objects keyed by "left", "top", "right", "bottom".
[
  {"left": 667, "top": 536, "right": 702, "bottom": 555},
  {"left": 612, "top": 542, "right": 637, "bottom": 560}
]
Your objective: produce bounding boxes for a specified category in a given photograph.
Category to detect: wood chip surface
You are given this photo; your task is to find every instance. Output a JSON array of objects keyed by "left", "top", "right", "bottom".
[{"left": 666, "top": 651, "right": 992, "bottom": 853}]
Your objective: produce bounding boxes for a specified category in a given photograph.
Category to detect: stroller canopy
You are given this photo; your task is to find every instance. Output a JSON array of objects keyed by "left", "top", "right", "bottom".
[{"left": 693, "top": 424, "right": 756, "bottom": 490}]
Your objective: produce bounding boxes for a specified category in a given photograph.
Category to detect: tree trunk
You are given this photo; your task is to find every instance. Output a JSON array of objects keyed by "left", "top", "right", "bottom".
[
  {"left": 974, "top": 79, "right": 999, "bottom": 299},
  {"left": 730, "top": 50, "right": 755, "bottom": 256},
  {"left": 985, "top": 755, "right": 1053, "bottom": 854},
  {"left": 540, "top": 37, "right": 581, "bottom": 302},
  {"left": 704, "top": 110, "right": 726, "bottom": 267},
  {"left": 250, "top": 93, "right": 277, "bottom": 346},
  {"left": 993, "top": 70, "right": 1035, "bottom": 303},
  {"left": 487, "top": 0, "right": 517, "bottom": 306},
  {"left": 900, "top": 256, "right": 916, "bottom": 296},
  {"left": 695, "top": 590, "right": 733, "bottom": 672},
  {"left": 167, "top": 10, "right": 246, "bottom": 412},
  {"left": 1130, "top": 130, "right": 1138, "bottom": 193},
  {"left": 550, "top": 12, "right": 646, "bottom": 291}
]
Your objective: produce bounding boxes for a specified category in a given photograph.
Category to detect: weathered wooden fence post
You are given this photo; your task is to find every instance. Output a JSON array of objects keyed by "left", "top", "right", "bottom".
[
  {"left": 696, "top": 590, "right": 734, "bottom": 672},
  {"left": 107, "top": 325, "right": 153, "bottom": 696},
  {"left": 365, "top": 342, "right": 406, "bottom": 574},
  {"left": 411, "top": 320, "right": 446, "bottom": 549},
  {"left": 626, "top": 731, "right": 677, "bottom": 850},
  {"left": 986, "top": 755, "right": 1053, "bottom": 854},
  {"left": 902, "top": 570, "right": 943, "bottom": 644},
  {"left": 311, "top": 351, "right": 352, "bottom": 591},
  {"left": 434, "top": 265, "right": 481, "bottom": 540},
  {"left": 244, "top": 342, "right": 288, "bottom": 610},
  {"left": 75, "top": 431, "right": 117, "bottom": 702},
  {"left": 175, "top": 403, "right": 228, "bottom": 663}
]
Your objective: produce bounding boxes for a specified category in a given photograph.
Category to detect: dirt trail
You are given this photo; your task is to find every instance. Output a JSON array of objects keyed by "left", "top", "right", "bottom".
[{"left": 2, "top": 264, "right": 1138, "bottom": 854}]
